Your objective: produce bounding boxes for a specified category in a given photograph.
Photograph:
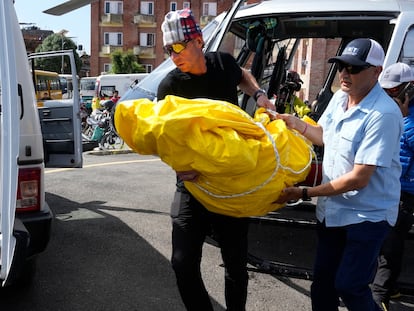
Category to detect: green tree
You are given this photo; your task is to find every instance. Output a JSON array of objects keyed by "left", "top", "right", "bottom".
[
  {"left": 35, "top": 33, "right": 82, "bottom": 74},
  {"left": 111, "top": 49, "right": 146, "bottom": 73}
]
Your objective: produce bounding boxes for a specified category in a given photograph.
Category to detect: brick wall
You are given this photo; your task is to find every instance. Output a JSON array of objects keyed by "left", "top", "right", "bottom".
[{"left": 90, "top": 0, "right": 234, "bottom": 76}]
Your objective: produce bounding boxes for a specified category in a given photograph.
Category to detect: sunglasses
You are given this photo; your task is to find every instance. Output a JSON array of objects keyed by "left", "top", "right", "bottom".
[
  {"left": 164, "top": 39, "right": 191, "bottom": 56},
  {"left": 337, "top": 62, "right": 373, "bottom": 75}
]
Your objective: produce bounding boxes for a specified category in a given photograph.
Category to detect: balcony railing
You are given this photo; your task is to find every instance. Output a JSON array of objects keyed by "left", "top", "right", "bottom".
[
  {"left": 200, "top": 15, "right": 215, "bottom": 27},
  {"left": 133, "top": 14, "right": 156, "bottom": 27},
  {"left": 133, "top": 45, "right": 156, "bottom": 58},
  {"left": 100, "top": 45, "right": 123, "bottom": 56},
  {"left": 101, "top": 13, "right": 123, "bottom": 25}
]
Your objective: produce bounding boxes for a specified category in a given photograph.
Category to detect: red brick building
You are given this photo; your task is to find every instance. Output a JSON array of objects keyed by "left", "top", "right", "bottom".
[
  {"left": 290, "top": 38, "right": 340, "bottom": 104},
  {"left": 89, "top": 0, "right": 336, "bottom": 103},
  {"left": 21, "top": 26, "right": 53, "bottom": 54},
  {"left": 90, "top": 0, "right": 233, "bottom": 76}
]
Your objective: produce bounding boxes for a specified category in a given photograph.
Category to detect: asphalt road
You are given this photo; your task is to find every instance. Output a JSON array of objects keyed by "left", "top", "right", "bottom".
[{"left": 0, "top": 152, "right": 413, "bottom": 311}]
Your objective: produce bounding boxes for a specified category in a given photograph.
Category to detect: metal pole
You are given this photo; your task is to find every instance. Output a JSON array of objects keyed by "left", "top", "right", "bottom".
[
  {"left": 58, "top": 29, "right": 68, "bottom": 74},
  {"left": 61, "top": 35, "right": 64, "bottom": 73}
]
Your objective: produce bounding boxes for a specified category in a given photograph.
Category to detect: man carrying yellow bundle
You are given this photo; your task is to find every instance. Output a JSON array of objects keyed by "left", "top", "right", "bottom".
[
  {"left": 114, "top": 8, "right": 315, "bottom": 309},
  {"left": 126, "top": 8, "right": 275, "bottom": 311}
]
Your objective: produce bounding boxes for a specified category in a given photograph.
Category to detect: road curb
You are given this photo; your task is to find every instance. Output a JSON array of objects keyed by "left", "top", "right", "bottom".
[{"left": 86, "top": 148, "right": 134, "bottom": 156}]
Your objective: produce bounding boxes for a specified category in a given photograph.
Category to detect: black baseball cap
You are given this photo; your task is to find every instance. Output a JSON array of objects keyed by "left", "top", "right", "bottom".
[{"left": 328, "top": 38, "right": 384, "bottom": 67}]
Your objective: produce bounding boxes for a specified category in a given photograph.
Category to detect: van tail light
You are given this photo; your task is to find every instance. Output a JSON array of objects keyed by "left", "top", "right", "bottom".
[{"left": 16, "top": 168, "right": 41, "bottom": 213}]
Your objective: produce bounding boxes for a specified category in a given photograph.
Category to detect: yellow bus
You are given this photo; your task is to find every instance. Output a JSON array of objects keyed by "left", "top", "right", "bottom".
[{"left": 33, "top": 70, "right": 63, "bottom": 105}]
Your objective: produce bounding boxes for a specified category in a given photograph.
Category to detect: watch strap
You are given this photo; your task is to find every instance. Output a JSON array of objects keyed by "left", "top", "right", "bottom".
[
  {"left": 302, "top": 188, "right": 311, "bottom": 201},
  {"left": 253, "top": 89, "right": 266, "bottom": 101}
]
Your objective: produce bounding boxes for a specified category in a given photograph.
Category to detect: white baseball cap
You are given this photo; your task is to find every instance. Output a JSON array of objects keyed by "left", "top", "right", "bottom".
[{"left": 380, "top": 62, "right": 414, "bottom": 89}]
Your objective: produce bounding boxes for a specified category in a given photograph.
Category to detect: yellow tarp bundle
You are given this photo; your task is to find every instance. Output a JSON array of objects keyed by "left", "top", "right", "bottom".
[{"left": 114, "top": 95, "right": 313, "bottom": 217}]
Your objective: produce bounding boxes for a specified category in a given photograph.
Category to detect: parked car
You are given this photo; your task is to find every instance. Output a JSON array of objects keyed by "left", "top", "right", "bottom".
[{"left": 120, "top": 0, "right": 414, "bottom": 294}]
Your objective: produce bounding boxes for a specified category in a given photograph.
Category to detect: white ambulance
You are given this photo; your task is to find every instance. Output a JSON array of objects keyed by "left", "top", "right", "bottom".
[{"left": 94, "top": 73, "right": 148, "bottom": 100}]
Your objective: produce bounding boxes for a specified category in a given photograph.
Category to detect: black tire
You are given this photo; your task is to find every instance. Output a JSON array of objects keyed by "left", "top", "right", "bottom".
[
  {"left": 82, "top": 123, "right": 94, "bottom": 141},
  {"left": 99, "top": 130, "right": 124, "bottom": 150}
]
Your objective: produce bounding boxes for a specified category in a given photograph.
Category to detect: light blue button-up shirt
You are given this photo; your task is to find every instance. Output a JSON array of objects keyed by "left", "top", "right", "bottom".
[{"left": 317, "top": 83, "right": 403, "bottom": 227}]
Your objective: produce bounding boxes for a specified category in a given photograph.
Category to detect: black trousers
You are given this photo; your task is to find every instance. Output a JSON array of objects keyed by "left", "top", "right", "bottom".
[
  {"left": 372, "top": 191, "right": 414, "bottom": 304},
  {"left": 170, "top": 190, "right": 249, "bottom": 311}
]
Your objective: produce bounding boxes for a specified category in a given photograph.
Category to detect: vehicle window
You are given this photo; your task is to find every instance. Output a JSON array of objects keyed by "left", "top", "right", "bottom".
[
  {"left": 214, "top": 12, "right": 395, "bottom": 116},
  {"left": 81, "top": 79, "right": 96, "bottom": 90},
  {"left": 34, "top": 70, "right": 63, "bottom": 102},
  {"left": 400, "top": 25, "right": 414, "bottom": 70},
  {"left": 101, "top": 85, "right": 116, "bottom": 97}
]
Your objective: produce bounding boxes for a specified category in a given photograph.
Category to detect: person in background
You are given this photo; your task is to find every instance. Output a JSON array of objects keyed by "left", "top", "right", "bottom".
[
  {"left": 91, "top": 91, "right": 104, "bottom": 116},
  {"left": 157, "top": 8, "right": 274, "bottom": 311},
  {"left": 41, "top": 92, "right": 51, "bottom": 100},
  {"left": 371, "top": 62, "right": 414, "bottom": 311},
  {"left": 275, "top": 38, "right": 403, "bottom": 311},
  {"left": 100, "top": 89, "right": 120, "bottom": 112},
  {"left": 111, "top": 90, "right": 120, "bottom": 104}
]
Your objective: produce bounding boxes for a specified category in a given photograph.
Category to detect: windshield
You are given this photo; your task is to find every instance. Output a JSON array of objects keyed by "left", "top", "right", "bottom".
[{"left": 80, "top": 79, "right": 96, "bottom": 90}]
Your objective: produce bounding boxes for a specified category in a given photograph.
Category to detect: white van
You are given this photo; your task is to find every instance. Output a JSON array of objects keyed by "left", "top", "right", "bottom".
[
  {"left": 120, "top": 0, "right": 414, "bottom": 288},
  {"left": 80, "top": 76, "right": 97, "bottom": 111},
  {"left": 0, "top": 1, "right": 82, "bottom": 286}
]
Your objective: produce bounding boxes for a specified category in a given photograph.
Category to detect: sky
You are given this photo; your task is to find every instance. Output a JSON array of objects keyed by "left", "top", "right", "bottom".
[{"left": 14, "top": 0, "right": 91, "bottom": 54}]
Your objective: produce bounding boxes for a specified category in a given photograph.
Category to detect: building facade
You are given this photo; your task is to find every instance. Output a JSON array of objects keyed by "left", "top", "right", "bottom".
[
  {"left": 89, "top": 0, "right": 337, "bottom": 103},
  {"left": 90, "top": 0, "right": 233, "bottom": 76},
  {"left": 289, "top": 38, "right": 340, "bottom": 106},
  {"left": 21, "top": 26, "right": 53, "bottom": 54}
]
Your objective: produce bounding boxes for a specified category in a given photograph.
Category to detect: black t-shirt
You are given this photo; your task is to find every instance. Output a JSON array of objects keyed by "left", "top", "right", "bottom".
[
  {"left": 157, "top": 51, "right": 243, "bottom": 192},
  {"left": 157, "top": 51, "right": 242, "bottom": 105}
]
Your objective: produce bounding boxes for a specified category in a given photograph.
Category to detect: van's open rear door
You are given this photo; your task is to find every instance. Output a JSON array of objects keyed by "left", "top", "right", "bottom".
[
  {"left": 0, "top": 0, "right": 20, "bottom": 286},
  {"left": 28, "top": 51, "right": 83, "bottom": 168}
]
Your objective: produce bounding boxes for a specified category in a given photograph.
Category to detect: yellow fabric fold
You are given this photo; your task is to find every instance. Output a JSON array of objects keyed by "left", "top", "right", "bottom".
[{"left": 115, "top": 95, "right": 313, "bottom": 217}]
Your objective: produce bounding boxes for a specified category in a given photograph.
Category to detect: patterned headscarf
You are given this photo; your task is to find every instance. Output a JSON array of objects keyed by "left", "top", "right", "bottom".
[{"left": 162, "top": 8, "right": 202, "bottom": 46}]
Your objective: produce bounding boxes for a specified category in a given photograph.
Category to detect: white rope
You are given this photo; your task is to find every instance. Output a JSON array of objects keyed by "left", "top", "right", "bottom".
[
  {"left": 280, "top": 128, "right": 315, "bottom": 176},
  {"left": 192, "top": 102, "right": 314, "bottom": 198}
]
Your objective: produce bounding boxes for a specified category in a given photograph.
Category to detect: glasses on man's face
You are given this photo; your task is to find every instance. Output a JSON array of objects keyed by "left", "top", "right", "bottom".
[
  {"left": 337, "top": 62, "right": 373, "bottom": 75},
  {"left": 164, "top": 39, "right": 191, "bottom": 56}
]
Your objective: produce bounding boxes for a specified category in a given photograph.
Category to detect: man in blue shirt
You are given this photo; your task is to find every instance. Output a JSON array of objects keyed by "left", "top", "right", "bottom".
[
  {"left": 372, "top": 62, "right": 414, "bottom": 311},
  {"left": 276, "top": 38, "right": 403, "bottom": 311}
]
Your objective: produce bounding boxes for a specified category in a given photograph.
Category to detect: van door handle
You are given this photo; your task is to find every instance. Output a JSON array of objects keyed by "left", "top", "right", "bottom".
[
  {"left": 18, "top": 84, "right": 24, "bottom": 119},
  {"left": 42, "top": 109, "right": 51, "bottom": 117}
]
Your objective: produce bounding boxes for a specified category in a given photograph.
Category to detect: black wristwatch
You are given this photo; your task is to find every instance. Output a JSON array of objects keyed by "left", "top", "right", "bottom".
[
  {"left": 253, "top": 89, "right": 266, "bottom": 101},
  {"left": 302, "top": 188, "right": 311, "bottom": 201}
]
